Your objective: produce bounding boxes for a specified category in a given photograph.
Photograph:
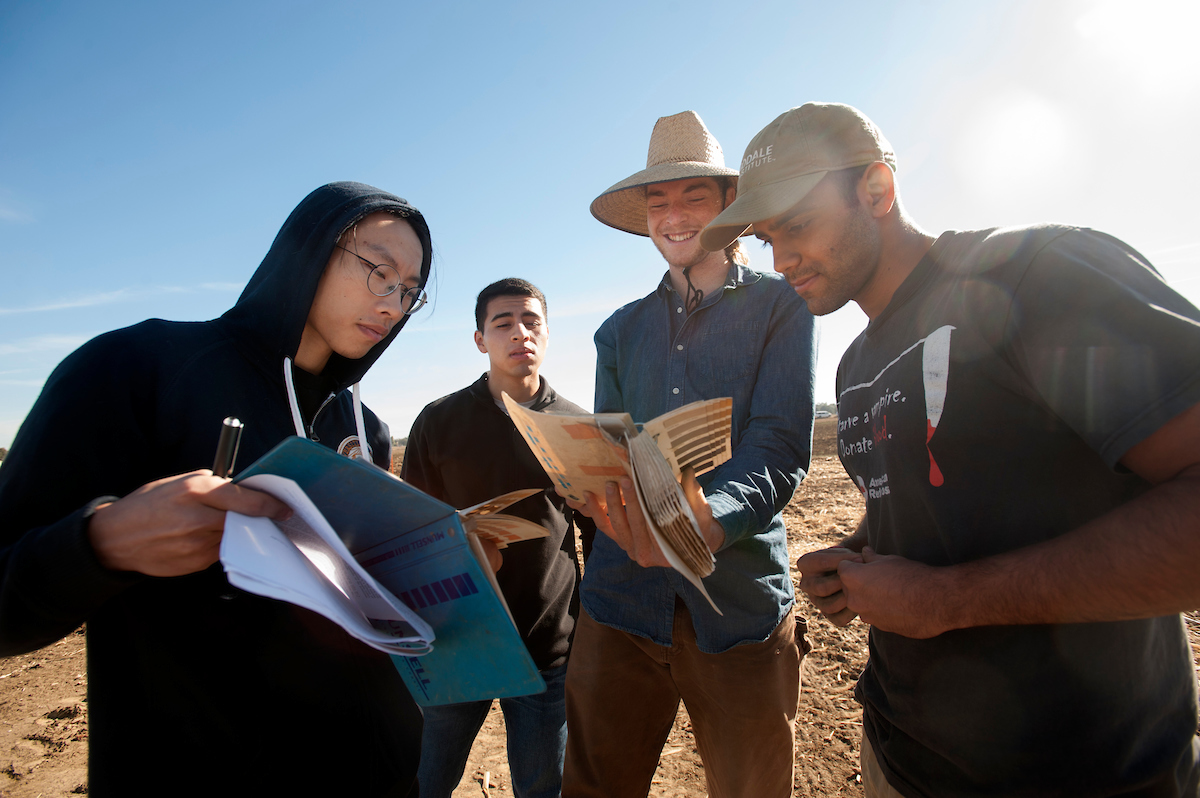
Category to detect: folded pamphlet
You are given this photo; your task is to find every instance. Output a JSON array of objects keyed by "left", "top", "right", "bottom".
[{"left": 503, "top": 394, "right": 732, "bottom": 614}]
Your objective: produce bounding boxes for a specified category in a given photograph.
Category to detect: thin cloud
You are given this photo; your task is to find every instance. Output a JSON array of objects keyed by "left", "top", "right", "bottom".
[
  {"left": 1146, "top": 242, "right": 1200, "bottom": 255},
  {"left": 1150, "top": 255, "right": 1200, "bottom": 267},
  {"left": 0, "top": 334, "right": 92, "bottom": 357},
  {"left": 0, "top": 283, "right": 239, "bottom": 315},
  {"left": 0, "top": 290, "right": 137, "bottom": 315},
  {"left": 0, "top": 188, "right": 34, "bottom": 224},
  {"left": 1145, "top": 242, "right": 1200, "bottom": 263},
  {"left": 0, "top": 206, "right": 34, "bottom": 224}
]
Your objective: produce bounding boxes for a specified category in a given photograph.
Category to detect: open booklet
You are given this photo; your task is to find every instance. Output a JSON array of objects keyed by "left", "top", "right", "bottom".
[
  {"left": 222, "top": 472, "right": 436, "bottom": 656},
  {"left": 458, "top": 489, "right": 551, "bottom": 548},
  {"left": 219, "top": 436, "right": 550, "bottom": 706},
  {"left": 502, "top": 394, "right": 732, "bottom": 614}
]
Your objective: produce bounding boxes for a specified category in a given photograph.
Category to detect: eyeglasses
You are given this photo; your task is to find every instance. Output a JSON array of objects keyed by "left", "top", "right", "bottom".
[{"left": 333, "top": 243, "right": 428, "bottom": 315}]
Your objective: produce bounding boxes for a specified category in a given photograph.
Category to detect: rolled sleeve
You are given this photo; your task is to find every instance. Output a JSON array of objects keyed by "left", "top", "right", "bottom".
[{"left": 703, "top": 280, "right": 817, "bottom": 549}]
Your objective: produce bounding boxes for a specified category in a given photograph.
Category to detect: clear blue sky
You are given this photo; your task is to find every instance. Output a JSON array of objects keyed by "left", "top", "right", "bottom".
[{"left": 2, "top": 0, "right": 1197, "bottom": 449}]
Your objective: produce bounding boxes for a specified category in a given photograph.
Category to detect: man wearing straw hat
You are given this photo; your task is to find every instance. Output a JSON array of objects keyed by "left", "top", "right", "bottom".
[
  {"left": 701, "top": 102, "right": 1200, "bottom": 796},
  {"left": 562, "top": 111, "right": 817, "bottom": 798}
]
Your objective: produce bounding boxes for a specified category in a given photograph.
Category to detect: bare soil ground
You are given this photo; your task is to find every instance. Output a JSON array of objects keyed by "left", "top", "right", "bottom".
[
  {"left": 0, "top": 628, "right": 89, "bottom": 797},
  {"left": 2, "top": 419, "right": 1197, "bottom": 797}
]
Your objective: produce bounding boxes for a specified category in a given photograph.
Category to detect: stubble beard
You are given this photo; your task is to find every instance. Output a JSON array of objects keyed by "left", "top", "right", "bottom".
[
  {"left": 801, "top": 206, "right": 882, "bottom": 316},
  {"left": 653, "top": 235, "right": 727, "bottom": 275}
]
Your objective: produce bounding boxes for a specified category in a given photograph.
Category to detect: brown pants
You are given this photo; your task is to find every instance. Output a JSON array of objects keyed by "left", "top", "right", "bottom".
[{"left": 563, "top": 602, "right": 801, "bottom": 798}]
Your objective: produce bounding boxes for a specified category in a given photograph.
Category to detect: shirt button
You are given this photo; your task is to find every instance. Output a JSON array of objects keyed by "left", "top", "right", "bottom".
[
  {"left": 676, "top": 344, "right": 683, "bottom": 351},
  {"left": 676, "top": 307, "right": 683, "bottom": 314},
  {"left": 672, "top": 388, "right": 680, "bottom": 395}
]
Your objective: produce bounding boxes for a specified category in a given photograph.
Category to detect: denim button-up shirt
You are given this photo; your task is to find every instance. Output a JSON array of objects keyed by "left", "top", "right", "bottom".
[{"left": 580, "top": 264, "right": 817, "bottom": 652}]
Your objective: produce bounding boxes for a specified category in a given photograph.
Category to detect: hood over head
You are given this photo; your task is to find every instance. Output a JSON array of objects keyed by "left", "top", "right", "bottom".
[{"left": 221, "top": 181, "right": 433, "bottom": 389}]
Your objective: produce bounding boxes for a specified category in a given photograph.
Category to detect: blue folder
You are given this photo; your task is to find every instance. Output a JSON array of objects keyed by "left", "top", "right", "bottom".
[{"left": 236, "top": 436, "right": 546, "bottom": 706}]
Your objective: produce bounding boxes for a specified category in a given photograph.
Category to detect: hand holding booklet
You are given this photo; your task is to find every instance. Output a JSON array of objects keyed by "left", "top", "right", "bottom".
[
  {"left": 218, "top": 436, "right": 551, "bottom": 706},
  {"left": 222, "top": 473, "right": 436, "bottom": 656},
  {"left": 502, "top": 393, "right": 732, "bottom": 614}
]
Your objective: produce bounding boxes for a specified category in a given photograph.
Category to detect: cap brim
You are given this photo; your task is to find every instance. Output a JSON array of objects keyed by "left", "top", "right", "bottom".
[
  {"left": 700, "top": 171, "right": 828, "bottom": 251},
  {"left": 591, "top": 161, "right": 740, "bottom": 237}
]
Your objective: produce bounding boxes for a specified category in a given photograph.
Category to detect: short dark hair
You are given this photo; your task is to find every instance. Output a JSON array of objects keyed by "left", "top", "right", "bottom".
[
  {"left": 475, "top": 278, "right": 548, "bottom": 332},
  {"left": 829, "top": 163, "right": 873, "bottom": 207}
]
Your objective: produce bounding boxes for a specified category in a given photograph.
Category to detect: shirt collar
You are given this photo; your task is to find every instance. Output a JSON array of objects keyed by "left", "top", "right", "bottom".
[
  {"left": 471, "top": 372, "right": 556, "bottom": 411},
  {"left": 654, "top": 262, "right": 763, "bottom": 299}
]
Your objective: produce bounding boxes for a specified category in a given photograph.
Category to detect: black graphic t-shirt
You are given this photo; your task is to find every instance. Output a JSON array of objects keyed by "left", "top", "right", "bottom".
[{"left": 837, "top": 225, "right": 1200, "bottom": 796}]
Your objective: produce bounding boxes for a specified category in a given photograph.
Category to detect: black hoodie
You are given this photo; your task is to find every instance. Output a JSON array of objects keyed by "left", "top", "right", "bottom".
[{"left": 0, "top": 182, "right": 431, "bottom": 796}]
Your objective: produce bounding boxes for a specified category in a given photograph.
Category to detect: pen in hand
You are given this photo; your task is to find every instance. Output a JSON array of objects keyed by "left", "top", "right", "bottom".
[{"left": 212, "top": 417, "right": 244, "bottom": 479}]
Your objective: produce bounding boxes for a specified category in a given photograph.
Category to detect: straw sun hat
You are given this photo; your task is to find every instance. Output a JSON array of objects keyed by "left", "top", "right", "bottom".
[{"left": 590, "top": 111, "right": 741, "bottom": 237}]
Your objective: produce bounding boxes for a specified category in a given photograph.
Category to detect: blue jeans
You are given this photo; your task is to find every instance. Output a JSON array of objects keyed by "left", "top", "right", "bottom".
[{"left": 417, "top": 663, "right": 567, "bottom": 798}]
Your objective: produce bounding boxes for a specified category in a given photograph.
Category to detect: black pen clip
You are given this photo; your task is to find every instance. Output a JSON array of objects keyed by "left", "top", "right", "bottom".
[{"left": 213, "top": 417, "right": 244, "bottom": 479}]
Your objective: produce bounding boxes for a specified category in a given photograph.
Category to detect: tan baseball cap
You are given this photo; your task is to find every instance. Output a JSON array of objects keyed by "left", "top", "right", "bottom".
[{"left": 700, "top": 103, "right": 896, "bottom": 251}]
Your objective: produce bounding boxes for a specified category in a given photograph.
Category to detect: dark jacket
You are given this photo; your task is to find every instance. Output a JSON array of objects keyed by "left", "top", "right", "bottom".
[
  {"left": 401, "top": 374, "right": 595, "bottom": 670},
  {"left": 0, "top": 182, "right": 432, "bottom": 797}
]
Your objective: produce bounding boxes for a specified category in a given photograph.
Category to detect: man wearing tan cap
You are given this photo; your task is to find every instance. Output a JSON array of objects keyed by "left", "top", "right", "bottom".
[
  {"left": 703, "top": 102, "right": 1200, "bottom": 796},
  {"left": 562, "top": 111, "right": 817, "bottom": 798}
]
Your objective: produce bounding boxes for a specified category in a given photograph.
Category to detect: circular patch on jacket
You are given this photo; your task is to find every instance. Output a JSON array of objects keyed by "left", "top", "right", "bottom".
[{"left": 336, "top": 435, "right": 371, "bottom": 461}]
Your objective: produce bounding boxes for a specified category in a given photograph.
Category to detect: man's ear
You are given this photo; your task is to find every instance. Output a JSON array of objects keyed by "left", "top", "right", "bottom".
[
  {"left": 724, "top": 183, "right": 737, "bottom": 208},
  {"left": 860, "top": 162, "right": 896, "bottom": 219},
  {"left": 474, "top": 329, "right": 487, "bottom": 354}
]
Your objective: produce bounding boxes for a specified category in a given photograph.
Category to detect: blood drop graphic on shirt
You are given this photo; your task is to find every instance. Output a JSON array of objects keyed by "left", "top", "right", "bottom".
[{"left": 921, "top": 326, "right": 953, "bottom": 487}]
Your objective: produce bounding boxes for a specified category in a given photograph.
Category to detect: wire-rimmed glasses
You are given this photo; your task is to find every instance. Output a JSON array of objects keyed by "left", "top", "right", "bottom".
[{"left": 333, "top": 243, "right": 428, "bottom": 315}]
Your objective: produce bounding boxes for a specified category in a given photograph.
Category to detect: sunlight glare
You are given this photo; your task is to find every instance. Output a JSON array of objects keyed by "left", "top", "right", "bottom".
[
  {"left": 955, "top": 90, "right": 1071, "bottom": 202},
  {"left": 1076, "top": 0, "right": 1200, "bottom": 94},
  {"left": 305, "top": 549, "right": 348, "bottom": 597}
]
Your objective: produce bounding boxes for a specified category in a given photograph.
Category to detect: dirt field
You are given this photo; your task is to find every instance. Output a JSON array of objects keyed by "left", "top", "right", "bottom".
[{"left": 1, "top": 418, "right": 1197, "bottom": 797}]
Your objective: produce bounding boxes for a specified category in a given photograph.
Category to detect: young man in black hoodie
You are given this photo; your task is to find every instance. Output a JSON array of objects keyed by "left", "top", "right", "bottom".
[
  {"left": 402, "top": 278, "right": 594, "bottom": 798},
  {"left": 0, "top": 182, "right": 434, "bottom": 797}
]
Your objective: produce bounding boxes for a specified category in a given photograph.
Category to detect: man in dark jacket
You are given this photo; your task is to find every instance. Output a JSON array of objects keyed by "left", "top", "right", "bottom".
[
  {"left": 0, "top": 182, "right": 433, "bottom": 796},
  {"left": 402, "top": 278, "right": 594, "bottom": 798}
]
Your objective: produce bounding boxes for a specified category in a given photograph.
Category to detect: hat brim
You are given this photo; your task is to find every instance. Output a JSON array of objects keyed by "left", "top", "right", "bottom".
[
  {"left": 590, "top": 161, "right": 740, "bottom": 237},
  {"left": 700, "top": 171, "right": 828, "bottom": 251}
]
